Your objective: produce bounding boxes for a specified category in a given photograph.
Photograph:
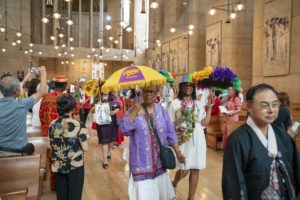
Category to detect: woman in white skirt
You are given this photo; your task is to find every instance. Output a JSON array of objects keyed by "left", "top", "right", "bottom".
[
  {"left": 120, "top": 85, "right": 185, "bottom": 200},
  {"left": 168, "top": 74, "right": 214, "bottom": 200}
]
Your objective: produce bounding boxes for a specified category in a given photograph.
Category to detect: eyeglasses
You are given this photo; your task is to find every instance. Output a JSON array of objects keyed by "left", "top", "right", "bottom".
[
  {"left": 184, "top": 84, "right": 193, "bottom": 87},
  {"left": 255, "top": 101, "right": 280, "bottom": 110}
]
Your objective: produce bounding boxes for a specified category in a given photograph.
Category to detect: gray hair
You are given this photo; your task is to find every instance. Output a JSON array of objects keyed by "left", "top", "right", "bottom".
[{"left": 0, "top": 76, "right": 20, "bottom": 97}]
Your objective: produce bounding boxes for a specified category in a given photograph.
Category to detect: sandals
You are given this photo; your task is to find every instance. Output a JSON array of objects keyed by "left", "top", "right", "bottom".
[
  {"left": 102, "top": 163, "right": 108, "bottom": 169},
  {"left": 107, "top": 155, "right": 111, "bottom": 161}
]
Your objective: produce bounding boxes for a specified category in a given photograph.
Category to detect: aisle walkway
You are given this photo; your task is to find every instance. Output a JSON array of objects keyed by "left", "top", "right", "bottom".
[{"left": 42, "top": 133, "right": 223, "bottom": 200}]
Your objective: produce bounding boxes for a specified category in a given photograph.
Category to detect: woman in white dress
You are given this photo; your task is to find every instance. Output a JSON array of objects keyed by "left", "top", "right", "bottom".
[{"left": 168, "top": 75, "right": 214, "bottom": 200}]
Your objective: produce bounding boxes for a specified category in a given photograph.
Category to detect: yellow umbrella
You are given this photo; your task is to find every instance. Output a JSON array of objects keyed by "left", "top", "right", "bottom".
[
  {"left": 101, "top": 65, "right": 167, "bottom": 91},
  {"left": 82, "top": 79, "right": 105, "bottom": 97},
  {"left": 191, "top": 66, "right": 213, "bottom": 83}
]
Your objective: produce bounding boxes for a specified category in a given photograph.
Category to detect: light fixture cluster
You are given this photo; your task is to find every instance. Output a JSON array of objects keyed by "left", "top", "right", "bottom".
[
  {"left": 41, "top": 11, "right": 74, "bottom": 27},
  {"left": 0, "top": 29, "right": 23, "bottom": 53},
  {"left": 22, "top": 43, "right": 35, "bottom": 55},
  {"left": 105, "top": 15, "right": 132, "bottom": 33},
  {"left": 168, "top": 1, "right": 195, "bottom": 35},
  {"left": 208, "top": 0, "right": 245, "bottom": 23},
  {"left": 169, "top": 24, "right": 194, "bottom": 35},
  {"left": 61, "top": 59, "right": 75, "bottom": 65}
]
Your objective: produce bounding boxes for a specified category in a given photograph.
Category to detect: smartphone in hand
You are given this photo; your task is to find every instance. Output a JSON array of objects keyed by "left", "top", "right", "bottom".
[
  {"left": 134, "top": 95, "right": 143, "bottom": 104},
  {"left": 29, "top": 64, "right": 40, "bottom": 74}
]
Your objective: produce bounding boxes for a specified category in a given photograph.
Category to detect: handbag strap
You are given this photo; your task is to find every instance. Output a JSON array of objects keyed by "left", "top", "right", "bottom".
[{"left": 143, "top": 105, "right": 163, "bottom": 147}]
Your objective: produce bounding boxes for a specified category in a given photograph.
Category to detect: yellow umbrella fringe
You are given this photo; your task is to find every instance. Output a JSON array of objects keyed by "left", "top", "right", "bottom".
[
  {"left": 102, "top": 79, "right": 166, "bottom": 92},
  {"left": 191, "top": 66, "right": 213, "bottom": 83}
]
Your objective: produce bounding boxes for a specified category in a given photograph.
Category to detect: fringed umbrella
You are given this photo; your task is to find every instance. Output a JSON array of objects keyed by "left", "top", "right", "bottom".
[{"left": 101, "top": 65, "right": 167, "bottom": 91}]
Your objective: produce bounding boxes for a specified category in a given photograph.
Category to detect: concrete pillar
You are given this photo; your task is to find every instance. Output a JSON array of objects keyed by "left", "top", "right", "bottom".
[
  {"left": 78, "top": 0, "right": 82, "bottom": 47},
  {"left": 188, "top": 0, "right": 207, "bottom": 73}
]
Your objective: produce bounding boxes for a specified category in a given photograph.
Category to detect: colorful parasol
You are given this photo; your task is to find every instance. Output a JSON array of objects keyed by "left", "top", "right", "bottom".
[
  {"left": 101, "top": 65, "right": 167, "bottom": 91},
  {"left": 82, "top": 79, "right": 105, "bottom": 97},
  {"left": 191, "top": 66, "right": 213, "bottom": 83},
  {"left": 158, "top": 70, "right": 177, "bottom": 83}
]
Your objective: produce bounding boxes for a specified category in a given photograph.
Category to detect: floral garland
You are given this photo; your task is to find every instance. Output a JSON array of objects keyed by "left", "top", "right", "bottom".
[{"left": 176, "top": 100, "right": 197, "bottom": 145}]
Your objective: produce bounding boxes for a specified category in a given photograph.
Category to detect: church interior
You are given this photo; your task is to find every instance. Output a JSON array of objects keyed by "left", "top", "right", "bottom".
[{"left": 0, "top": 0, "right": 300, "bottom": 199}]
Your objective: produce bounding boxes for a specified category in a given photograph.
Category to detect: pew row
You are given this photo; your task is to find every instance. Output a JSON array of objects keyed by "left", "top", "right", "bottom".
[
  {"left": 226, "top": 120, "right": 246, "bottom": 138},
  {"left": 0, "top": 188, "right": 27, "bottom": 200},
  {"left": 206, "top": 116, "right": 225, "bottom": 150},
  {"left": 28, "top": 137, "right": 48, "bottom": 196},
  {"left": 0, "top": 155, "right": 41, "bottom": 200}
]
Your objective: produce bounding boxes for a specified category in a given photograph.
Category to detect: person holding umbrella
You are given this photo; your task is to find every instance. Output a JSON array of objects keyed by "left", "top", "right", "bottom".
[{"left": 120, "top": 85, "right": 185, "bottom": 200}]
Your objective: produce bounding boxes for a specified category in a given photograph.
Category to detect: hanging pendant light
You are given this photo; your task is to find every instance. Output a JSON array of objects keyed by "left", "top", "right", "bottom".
[
  {"left": 46, "top": 0, "right": 53, "bottom": 8},
  {"left": 150, "top": 0, "right": 159, "bottom": 9},
  {"left": 141, "top": 0, "right": 146, "bottom": 13}
]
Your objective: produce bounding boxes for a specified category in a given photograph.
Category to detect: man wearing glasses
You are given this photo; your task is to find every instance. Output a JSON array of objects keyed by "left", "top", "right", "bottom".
[{"left": 222, "top": 83, "right": 300, "bottom": 200}]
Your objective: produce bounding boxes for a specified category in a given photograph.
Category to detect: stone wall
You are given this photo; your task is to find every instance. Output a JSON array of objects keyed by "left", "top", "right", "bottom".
[
  {"left": 253, "top": 0, "right": 300, "bottom": 101},
  {"left": 147, "top": 0, "right": 207, "bottom": 74},
  {"left": 207, "top": 0, "right": 253, "bottom": 91}
]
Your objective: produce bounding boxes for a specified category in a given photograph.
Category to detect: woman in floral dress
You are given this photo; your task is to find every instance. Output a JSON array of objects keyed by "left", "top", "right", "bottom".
[{"left": 222, "top": 86, "right": 242, "bottom": 148}]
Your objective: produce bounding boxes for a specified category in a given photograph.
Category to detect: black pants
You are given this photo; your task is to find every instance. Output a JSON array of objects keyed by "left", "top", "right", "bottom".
[
  {"left": 55, "top": 166, "right": 84, "bottom": 200},
  {"left": 79, "top": 108, "right": 90, "bottom": 125}
]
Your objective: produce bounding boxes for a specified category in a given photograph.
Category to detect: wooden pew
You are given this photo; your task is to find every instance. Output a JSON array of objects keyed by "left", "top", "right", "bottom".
[
  {"left": 28, "top": 137, "right": 48, "bottom": 173},
  {"left": 0, "top": 155, "right": 41, "bottom": 200},
  {"left": 28, "top": 137, "right": 48, "bottom": 196},
  {"left": 27, "top": 127, "right": 42, "bottom": 138},
  {"left": 0, "top": 188, "right": 27, "bottom": 200},
  {"left": 291, "top": 113, "right": 300, "bottom": 122},
  {"left": 240, "top": 103, "right": 247, "bottom": 111},
  {"left": 290, "top": 102, "right": 300, "bottom": 111},
  {"left": 226, "top": 120, "right": 246, "bottom": 138},
  {"left": 206, "top": 115, "right": 225, "bottom": 150},
  {"left": 239, "top": 110, "right": 248, "bottom": 121}
]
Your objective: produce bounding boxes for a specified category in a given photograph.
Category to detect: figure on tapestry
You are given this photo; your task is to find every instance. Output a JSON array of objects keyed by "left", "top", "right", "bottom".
[
  {"left": 264, "top": 16, "right": 289, "bottom": 62},
  {"left": 206, "top": 35, "right": 221, "bottom": 66}
]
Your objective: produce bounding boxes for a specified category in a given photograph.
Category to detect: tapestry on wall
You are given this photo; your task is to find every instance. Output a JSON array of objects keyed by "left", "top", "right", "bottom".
[
  {"left": 147, "top": 46, "right": 161, "bottom": 70},
  {"left": 169, "top": 39, "right": 178, "bottom": 73},
  {"left": 177, "top": 36, "right": 189, "bottom": 75},
  {"left": 163, "top": 36, "right": 189, "bottom": 75},
  {"left": 263, "top": 0, "right": 291, "bottom": 76},
  {"left": 148, "top": 36, "right": 188, "bottom": 75},
  {"left": 161, "top": 43, "right": 170, "bottom": 72},
  {"left": 206, "top": 21, "right": 222, "bottom": 67},
  {"left": 92, "top": 63, "right": 104, "bottom": 80}
]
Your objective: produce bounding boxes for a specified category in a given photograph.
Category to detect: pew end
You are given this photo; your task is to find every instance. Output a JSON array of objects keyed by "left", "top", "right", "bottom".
[
  {"left": 0, "top": 187, "right": 28, "bottom": 200},
  {"left": 206, "top": 115, "right": 225, "bottom": 150},
  {"left": 0, "top": 155, "right": 41, "bottom": 200}
]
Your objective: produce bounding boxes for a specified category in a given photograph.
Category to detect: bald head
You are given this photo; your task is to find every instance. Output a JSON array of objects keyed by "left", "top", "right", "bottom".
[{"left": 0, "top": 76, "right": 20, "bottom": 97}]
